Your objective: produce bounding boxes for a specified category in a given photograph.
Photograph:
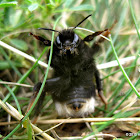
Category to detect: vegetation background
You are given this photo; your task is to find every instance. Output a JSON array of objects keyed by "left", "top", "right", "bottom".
[{"left": 0, "top": 0, "right": 140, "bottom": 139}]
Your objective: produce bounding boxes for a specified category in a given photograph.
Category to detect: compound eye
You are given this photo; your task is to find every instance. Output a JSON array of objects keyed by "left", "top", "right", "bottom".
[
  {"left": 73, "top": 34, "right": 79, "bottom": 43},
  {"left": 56, "top": 36, "right": 61, "bottom": 44}
]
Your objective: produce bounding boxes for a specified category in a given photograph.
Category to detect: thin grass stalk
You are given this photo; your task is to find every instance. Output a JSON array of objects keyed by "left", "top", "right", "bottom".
[
  {"left": 4, "top": 83, "right": 22, "bottom": 115},
  {"left": 2, "top": 46, "right": 48, "bottom": 140},
  {"left": 2, "top": 45, "right": 48, "bottom": 103},
  {"left": 128, "top": 0, "right": 140, "bottom": 39},
  {"left": 0, "top": 47, "right": 22, "bottom": 77},
  {"left": 2, "top": 16, "right": 61, "bottom": 140},
  {"left": 109, "top": 35, "right": 139, "bottom": 98},
  {"left": 107, "top": 67, "right": 140, "bottom": 117},
  {"left": 0, "top": 99, "right": 55, "bottom": 140}
]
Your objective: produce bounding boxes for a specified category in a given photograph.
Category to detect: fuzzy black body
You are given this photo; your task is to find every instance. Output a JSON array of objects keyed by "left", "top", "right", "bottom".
[
  {"left": 43, "top": 29, "right": 98, "bottom": 117},
  {"left": 50, "top": 30, "right": 96, "bottom": 99},
  {"left": 30, "top": 16, "right": 109, "bottom": 117}
]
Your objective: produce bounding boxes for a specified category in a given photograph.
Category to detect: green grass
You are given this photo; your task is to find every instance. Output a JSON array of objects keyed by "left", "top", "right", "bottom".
[{"left": 0, "top": 0, "right": 140, "bottom": 139}]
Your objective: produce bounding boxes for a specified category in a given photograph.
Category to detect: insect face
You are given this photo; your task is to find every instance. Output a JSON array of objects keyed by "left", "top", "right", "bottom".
[{"left": 56, "top": 30, "right": 80, "bottom": 55}]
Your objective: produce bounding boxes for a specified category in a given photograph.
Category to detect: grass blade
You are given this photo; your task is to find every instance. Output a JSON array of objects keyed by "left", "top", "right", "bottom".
[{"left": 109, "top": 35, "right": 140, "bottom": 98}]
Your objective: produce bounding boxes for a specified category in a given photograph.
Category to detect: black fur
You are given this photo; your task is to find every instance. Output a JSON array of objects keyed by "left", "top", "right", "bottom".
[
  {"left": 29, "top": 15, "right": 109, "bottom": 117},
  {"left": 47, "top": 29, "right": 97, "bottom": 102}
]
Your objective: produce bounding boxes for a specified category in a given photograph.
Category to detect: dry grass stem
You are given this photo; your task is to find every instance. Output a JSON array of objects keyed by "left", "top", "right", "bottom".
[
  {"left": 60, "top": 133, "right": 117, "bottom": 140},
  {"left": 0, "top": 121, "right": 18, "bottom": 126},
  {"left": 0, "top": 99, "right": 55, "bottom": 140},
  {"left": 37, "top": 117, "right": 140, "bottom": 124},
  {"left": 0, "top": 81, "right": 33, "bottom": 87},
  {"left": 119, "top": 29, "right": 140, "bottom": 35},
  {"left": 0, "top": 40, "right": 51, "bottom": 70}
]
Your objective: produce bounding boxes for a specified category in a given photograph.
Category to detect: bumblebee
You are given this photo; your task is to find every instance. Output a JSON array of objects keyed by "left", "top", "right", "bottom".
[{"left": 29, "top": 15, "right": 109, "bottom": 117}]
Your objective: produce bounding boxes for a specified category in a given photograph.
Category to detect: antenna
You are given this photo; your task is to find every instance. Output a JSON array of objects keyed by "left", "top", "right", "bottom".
[
  {"left": 38, "top": 28, "right": 62, "bottom": 34},
  {"left": 73, "top": 14, "right": 92, "bottom": 29}
]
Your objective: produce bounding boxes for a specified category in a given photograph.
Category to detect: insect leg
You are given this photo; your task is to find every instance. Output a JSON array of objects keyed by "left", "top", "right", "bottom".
[
  {"left": 25, "top": 82, "right": 45, "bottom": 123},
  {"left": 83, "top": 29, "right": 108, "bottom": 42},
  {"left": 84, "top": 20, "right": 116, "bottom": 42},
  {"left": 30, "top": 32, "right": 51, "bottom": 46},
  {"left": 26, "top": 82, "right": 42, "bottom": 114},
  {"left": 94, "top": 69, "right": 107, "bottom": 109},
  {"left": 26, "top": 77, "right": 61, "bottom": 123},
  {"left": 90, "top": 29, "right": 110, "bottom": 55},
  {"left": 97, "top": 29, "right": 110, "bottom": 43}
]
